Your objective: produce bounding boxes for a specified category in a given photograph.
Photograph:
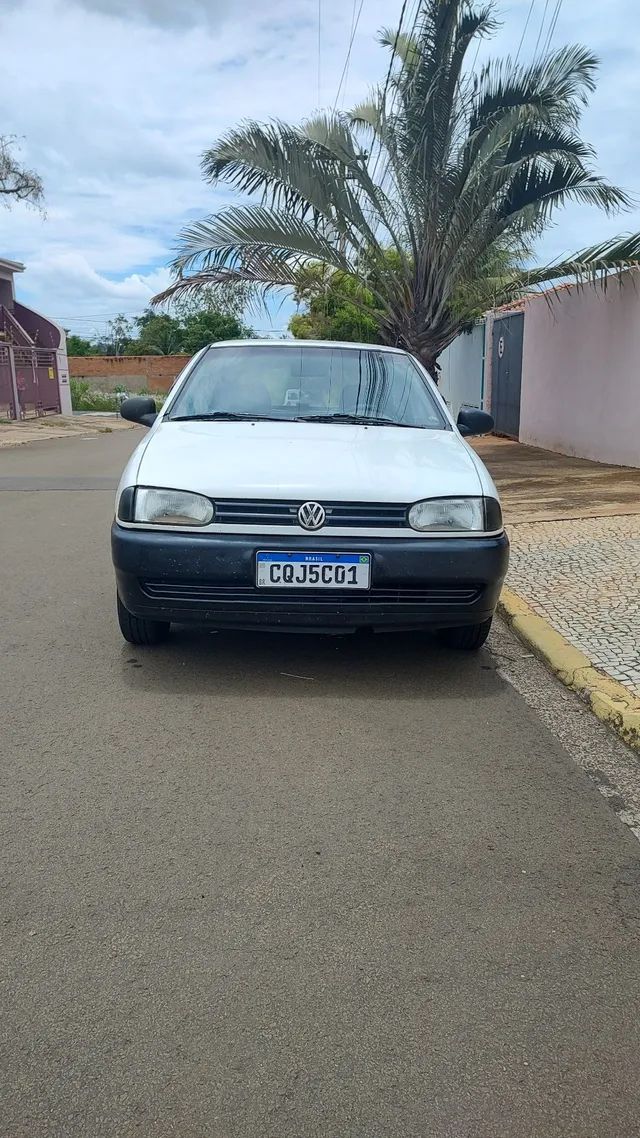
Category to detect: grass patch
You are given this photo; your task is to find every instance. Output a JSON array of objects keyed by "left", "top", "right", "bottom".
[{"left": 70, "top": 379, "right": 167, "bottom": 412}]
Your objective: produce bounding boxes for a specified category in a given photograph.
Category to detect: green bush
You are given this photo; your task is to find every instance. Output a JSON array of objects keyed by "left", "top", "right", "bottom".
[
  {"left": 70, "top": 378, "right": 167, "bottom": 413},
  {"left": 70, "top": 379, "right": 119, "bottom": 411}
]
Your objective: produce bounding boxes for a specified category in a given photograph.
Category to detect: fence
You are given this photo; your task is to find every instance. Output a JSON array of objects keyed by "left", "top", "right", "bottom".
[
  {"left": 437, "top": 324, "right": 485, "bottom": 419},
  {"left": 68, "top": 354, "right": 190, "bottom": 392},
  {"left": 518, "top": 272, "right": 640, "bottom": 467},
  {"left": 0, "top": 343, "right": 61, "bottom": 419}
]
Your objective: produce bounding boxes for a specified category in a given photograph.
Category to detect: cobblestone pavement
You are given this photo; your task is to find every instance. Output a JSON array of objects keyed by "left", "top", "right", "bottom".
[{"left": 507, "top": 515, "right": 640, "bottom": 695}]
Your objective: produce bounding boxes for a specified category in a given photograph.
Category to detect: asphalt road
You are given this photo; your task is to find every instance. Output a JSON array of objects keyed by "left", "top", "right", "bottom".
[{"left": 1, "top": 430, "right": 640, "bottom": 1138}]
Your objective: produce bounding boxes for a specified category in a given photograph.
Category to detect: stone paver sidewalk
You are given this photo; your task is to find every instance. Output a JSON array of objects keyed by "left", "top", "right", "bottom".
[
  {"left": 474, "top": 438, "right": 640, "bottom": 701},
  {"left": 507, "top": 516, "right": 640, "bottom": 696}
]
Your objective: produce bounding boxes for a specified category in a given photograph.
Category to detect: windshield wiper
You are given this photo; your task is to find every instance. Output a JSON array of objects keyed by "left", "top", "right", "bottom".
[
  {"left": 295, "top": 412, "right": 421, "bottom": 428},
  {"left": 170, "top": 412, "right": 284, "bottom": 422}
]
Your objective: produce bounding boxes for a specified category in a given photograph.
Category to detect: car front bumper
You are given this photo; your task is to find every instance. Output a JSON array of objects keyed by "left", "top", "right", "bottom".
[{"left": 111, "top": 524, "right": 510, "bottom": 632}]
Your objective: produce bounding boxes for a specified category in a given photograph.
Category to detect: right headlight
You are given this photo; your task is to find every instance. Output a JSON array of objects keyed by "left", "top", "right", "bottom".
[
  {"left": 130, "top": 487, "right": 214, "bottom": 526},
  {"left": 407, "top": 497, "right": 502, "bottom": 533}
]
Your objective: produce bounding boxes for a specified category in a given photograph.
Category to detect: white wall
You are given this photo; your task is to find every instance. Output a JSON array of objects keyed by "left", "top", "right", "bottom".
[
  {"left": 438, "top": 324, "right": 485, "bottom": 419},
  {"left": 56, "top": 336, "right": 72, "bottom": 415},
  {"left": 519, "top": 272, "right": 640, "bottom": 468}
]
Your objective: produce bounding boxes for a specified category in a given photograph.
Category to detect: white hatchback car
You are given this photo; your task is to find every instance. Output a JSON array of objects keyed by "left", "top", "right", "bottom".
[{"left": 113, "top": 340, "right": 508, "bottom": 649}]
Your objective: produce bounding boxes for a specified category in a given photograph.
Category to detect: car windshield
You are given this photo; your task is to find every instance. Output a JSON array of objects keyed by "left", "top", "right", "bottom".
[{"left": 167, "top": 344, "right": 448, "bottom": 430}]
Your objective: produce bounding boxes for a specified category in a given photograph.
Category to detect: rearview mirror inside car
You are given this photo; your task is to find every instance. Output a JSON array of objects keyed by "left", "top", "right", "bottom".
[
  {"left": 120, "top": 396, "right": 158, "bottom": 428},
  {"left": 456, "top": 408, "right": 494, "bottom": 437}
]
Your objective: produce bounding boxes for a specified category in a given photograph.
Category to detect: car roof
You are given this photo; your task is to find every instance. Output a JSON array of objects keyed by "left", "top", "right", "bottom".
[{"left": 204, "top": 339, "right": 412, "bottom": 356}]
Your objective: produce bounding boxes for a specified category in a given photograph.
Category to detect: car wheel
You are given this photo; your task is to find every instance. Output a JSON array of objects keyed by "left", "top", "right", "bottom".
[
  {"left": 117, "top": 594, "right": 170, "bottom": 646},
  {"left": 438, "top": 617, "right": 493, "bottom": 651}
]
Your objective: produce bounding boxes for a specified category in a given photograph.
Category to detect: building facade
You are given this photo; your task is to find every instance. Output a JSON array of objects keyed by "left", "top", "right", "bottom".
[{"left": 0, "top": 258, "right": 71, "bottom": 418}]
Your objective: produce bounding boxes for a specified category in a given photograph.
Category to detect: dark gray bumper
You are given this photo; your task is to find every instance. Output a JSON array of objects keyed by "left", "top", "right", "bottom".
[{"left": 111, "top": 524, "right": 509, "bottom": 632}]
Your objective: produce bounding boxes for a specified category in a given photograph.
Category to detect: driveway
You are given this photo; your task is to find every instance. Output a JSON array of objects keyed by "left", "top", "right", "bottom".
[
  {"left": 1, "top": 431, "right": 640, "bottom": 1137},
  {"left": 474, "top": 436, "right": 640, "bottom": 522}
]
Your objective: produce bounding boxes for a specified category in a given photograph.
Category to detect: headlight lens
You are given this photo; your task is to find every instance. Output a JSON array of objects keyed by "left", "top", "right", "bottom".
[
  {"left": 134, "top": 488, "right": 214, "bottom": 526},
  {"left": 408, "top": 497, "right": 485, "bottom": 532}
]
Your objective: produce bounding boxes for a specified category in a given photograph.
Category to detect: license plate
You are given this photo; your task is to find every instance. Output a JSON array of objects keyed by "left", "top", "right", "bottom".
[{"left": 256, "top": 551, "right": 371, "bottom": 589}]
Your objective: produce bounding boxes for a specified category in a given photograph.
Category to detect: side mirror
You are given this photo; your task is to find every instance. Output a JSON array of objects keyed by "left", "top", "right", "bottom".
[
  {"left": 457, "top": 408, "right": 494, "bottom": 437},
  {"left": 120, "top": 395, "right": 157, "bottom": 428}
]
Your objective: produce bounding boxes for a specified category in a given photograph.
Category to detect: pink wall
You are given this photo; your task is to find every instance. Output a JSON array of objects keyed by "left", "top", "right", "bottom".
[
  {"left": 13, "top": 301, "right": 61, "bottom": 349},
  {"left": 519, "top": 271, "right": 640, "bottom": 468}
]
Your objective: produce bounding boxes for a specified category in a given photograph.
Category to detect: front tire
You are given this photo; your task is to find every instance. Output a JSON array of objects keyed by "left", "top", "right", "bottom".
[
  {"left": 438, "top": 617, "right": 492, "bottom": 651},
  {"left": 117, "top": 594, "right": 170, "bottom": 646}
]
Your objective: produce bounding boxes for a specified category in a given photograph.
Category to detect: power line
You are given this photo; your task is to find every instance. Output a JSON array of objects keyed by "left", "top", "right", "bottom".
[
  {"left": 541, "top": 0, "right": 564, "bottom": 57},
  {"left": 333, "top": 0, "right": 365, "bottom": 110},
  {"left": 379, "top": 0, "right": 412, "bottom": 116},
  {"left": 532, "top": 0, "right": 551, "bottom": 60},
  {"left": 514, "top": 0, "right": 536, "bottom": 64},
  {"left": 51, "top": 312, "right": 144, "bottom": 320},
  {"left": 317, "top": 0, "right": 322, "bottom": 106},
  {"left": 468, "top": 25, "right": 484, "bottom": 77},
  {"left": 369, "top": 0, "right": 415, "bottom": 187}
]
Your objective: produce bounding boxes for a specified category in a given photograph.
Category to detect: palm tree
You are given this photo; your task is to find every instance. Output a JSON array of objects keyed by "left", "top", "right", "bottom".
[{"left": 153, "top": 0, "right": 640, "bottom": 381}]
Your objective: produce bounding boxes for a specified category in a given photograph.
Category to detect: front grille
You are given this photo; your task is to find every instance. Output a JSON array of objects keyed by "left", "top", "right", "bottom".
[
  {"left": 214, "top": 500, "right": 408, "bottom": 528},
  {"left": 141, "top": 581, "right": 481, "bottom": 606}
]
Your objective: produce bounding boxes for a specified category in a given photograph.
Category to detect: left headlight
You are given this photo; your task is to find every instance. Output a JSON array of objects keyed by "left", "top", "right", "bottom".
[
  {"left": 408, "top": 497, "right": 486, "bottom": 532},
  {"left": 129, "top": 487, "right": 214, "bottom": 526}
]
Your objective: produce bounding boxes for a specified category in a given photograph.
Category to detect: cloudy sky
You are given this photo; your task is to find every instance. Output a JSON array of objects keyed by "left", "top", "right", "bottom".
[{"left": 1, "top": 0, "right": 639, "bottom": 338}]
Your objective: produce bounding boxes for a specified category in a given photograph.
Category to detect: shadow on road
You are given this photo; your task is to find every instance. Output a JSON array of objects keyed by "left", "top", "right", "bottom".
[{"left": 119, "top": 626, "right": 501, "bottom": 701}]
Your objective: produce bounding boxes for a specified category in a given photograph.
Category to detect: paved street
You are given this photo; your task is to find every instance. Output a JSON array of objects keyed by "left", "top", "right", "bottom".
[{"left": 2, "top": 431, "right": 640, "bottom": 1138}]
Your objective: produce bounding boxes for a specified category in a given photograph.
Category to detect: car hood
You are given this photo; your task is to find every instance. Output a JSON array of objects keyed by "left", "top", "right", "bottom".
[{"left": 135, "top": 420, "right": 484, "bottom": 502}]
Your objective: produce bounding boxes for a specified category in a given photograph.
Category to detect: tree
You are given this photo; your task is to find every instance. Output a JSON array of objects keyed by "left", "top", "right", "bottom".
[
  {"left": 102, "top": 314, "right": 134, "bottom": 356},
  {"left": 153, "top": 0, "right": 640, "bottom": 380},
  {"left": 65, "top": 333, "right": 95, "bottom": 356},
  {"left": 290, "top": 237, "right": 528, "bottom": 342},
  {"left": 0, "top": 135, "right": 44, "bottom": 210},
  {"left": 129, "top": 310, "right": 184, "bottom": 355},
  {"left": 289, "top": 263, "right": 382, "bottom": 342},
  {"left": 180, "top": 309, "right": 253, "bottom": 354}
]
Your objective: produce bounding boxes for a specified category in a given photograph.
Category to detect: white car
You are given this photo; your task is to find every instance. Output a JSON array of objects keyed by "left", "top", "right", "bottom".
[{"left": 113, "top": 340, "right": 508, "bottom": 649}]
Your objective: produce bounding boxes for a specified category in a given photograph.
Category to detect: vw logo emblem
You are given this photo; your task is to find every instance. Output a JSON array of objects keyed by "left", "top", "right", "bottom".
[{"left": 298, "top": 501, "right": 326, "bottom": 530}]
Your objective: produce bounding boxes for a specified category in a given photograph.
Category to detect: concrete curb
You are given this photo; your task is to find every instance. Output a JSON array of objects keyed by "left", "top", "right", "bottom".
[{"left": 498, "top": 587, "right": 640, "bottom": 752}]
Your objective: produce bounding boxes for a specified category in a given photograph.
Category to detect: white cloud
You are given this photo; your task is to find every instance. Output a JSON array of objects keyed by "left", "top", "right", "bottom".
[
  {"left": 0, "top": 0, "right": 639, "bottom": 334},
  {"left": 25, "top": 251, "right": 172, "bottom": 336}
]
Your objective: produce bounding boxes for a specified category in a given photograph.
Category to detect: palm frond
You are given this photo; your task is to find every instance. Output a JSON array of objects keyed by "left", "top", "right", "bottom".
[
  {"left": 519, "top": 233, "right": 640, "bottom": 289},
  {"left": 378, "top": 27, "right": 418, "bottom": 68},
  {"left": 170, "top": 205, "right": 356, "bottom": 278},
  {"left": 153, "top": 271, "right": 281, "bottom": 316},
  {"left": 202, "top": 119, "right": 360, "bottom": 230},
  {"left": 349, "top": 94, "right": 383, "bottom": 134},
  {"left": 469, "top": 44, "right": 599, "bottom": 137}
]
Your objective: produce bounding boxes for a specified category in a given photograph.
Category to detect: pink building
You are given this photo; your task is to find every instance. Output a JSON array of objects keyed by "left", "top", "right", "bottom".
[{"left": 0, "top": 257, "right": 71, "bottom": 419}]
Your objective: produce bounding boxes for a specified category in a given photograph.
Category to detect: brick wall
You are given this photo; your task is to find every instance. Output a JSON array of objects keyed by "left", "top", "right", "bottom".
[{"left": 68, "top": 354, "right": 191, "bottom": 392}]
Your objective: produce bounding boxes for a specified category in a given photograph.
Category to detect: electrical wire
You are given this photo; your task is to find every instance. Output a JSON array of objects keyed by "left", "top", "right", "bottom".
[
  {"left": 369, "top": 0, "right": 415, "bottom": 188},
  {"left": 540, "top": 0, "right": 564, "bottom": 57},
  {"left": 317, "top": 0, "right": 322, "bottom": 106},
  {"left": 378, "top": 0, "right": 412, "bottom": 115},
  {"left": 333, "top": 0, "right": 365, "bottom": 110},
  {"left": 514, "top": 0, "right": 536, "bottom": 64},
  {"left": 467, "top": 26, "right": 483, "bottom": 78},
  {"left": 532, "top": 0, "right": 551, "bottom": 60}
]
